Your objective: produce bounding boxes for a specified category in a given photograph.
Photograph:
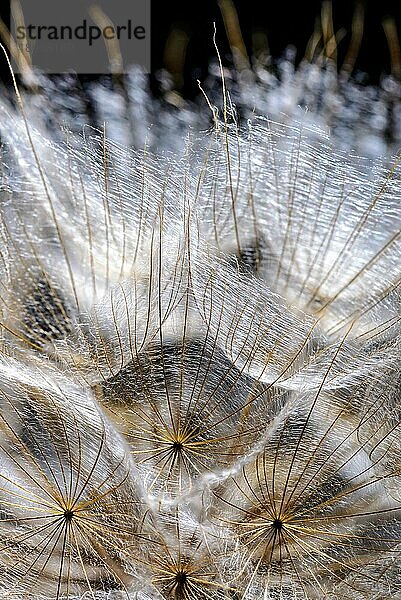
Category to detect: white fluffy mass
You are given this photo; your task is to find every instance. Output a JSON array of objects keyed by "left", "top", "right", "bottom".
[{"left": 0, "top": 51, "right": 400, "bottom": 600}]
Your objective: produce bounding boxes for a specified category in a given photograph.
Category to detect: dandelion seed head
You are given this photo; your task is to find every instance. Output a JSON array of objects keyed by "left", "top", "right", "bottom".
[{"left": 0, "top": 11, "right": 400, "bottom": 598}]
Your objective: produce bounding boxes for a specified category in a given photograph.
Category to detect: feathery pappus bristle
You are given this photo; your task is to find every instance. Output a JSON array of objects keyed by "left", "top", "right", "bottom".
[{"left": 0, "top": 12, "right": 400, "bottom": 599}]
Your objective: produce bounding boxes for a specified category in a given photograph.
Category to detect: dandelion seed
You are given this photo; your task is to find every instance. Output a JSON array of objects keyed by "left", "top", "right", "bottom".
[
  {"left": 0, "top": 358, "right": 142, "bottom": 598},
  {"left": 125, "top": 506, "right": 234, "bottom": 599},
  {"left": 208, "top": 380, "right": 401, "bottom": 598},
  {"left": 0, "top": 108, "right": 189, "bottom": 384},
  {"left": 189, "top": 119, "right": 401, "bottom": 391},
  {"left": 96, "top": 332, "right": 281, "bottom": 497}
]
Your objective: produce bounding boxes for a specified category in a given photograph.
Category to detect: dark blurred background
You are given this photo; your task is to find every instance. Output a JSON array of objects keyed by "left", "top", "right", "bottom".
[
  {"left": 151, "top": 0, "right": 401, "bottom": 97},
  {"left": 0, "top": 0, "right": 400, "bottom": 95}
]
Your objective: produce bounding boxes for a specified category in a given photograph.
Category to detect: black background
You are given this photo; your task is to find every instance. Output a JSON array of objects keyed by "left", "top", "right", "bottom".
[
  {"left": 151, "top": 0, "right": 401, "bottom": 97},
  {"left": 0, "top": 1, "right": 400, "bottom": 96}
]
